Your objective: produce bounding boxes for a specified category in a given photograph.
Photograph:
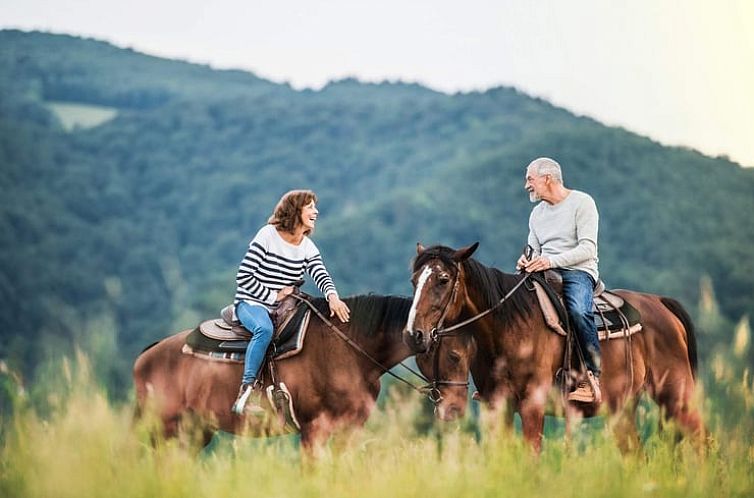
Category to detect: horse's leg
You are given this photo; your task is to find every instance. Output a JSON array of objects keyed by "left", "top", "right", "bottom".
[
  {"left": 502, "top": 397, "right": 517, "bottom": 434},
  {"left": 299, "top": 413, "right": 335, "bottom": 460},
  {"left": 648, "top": 367, "right": 704, "bottom": 441},
  {"left": 175, "top": 411, "right": 216, "bottom": 454},
  {"left": 563, "top": 400, "right": 584, "bottom": 451},
  {"left": 518, "top": 384, "right": 548, "bottom": 453},
  {"left": 610, "top": 396, "right": 641, "bottom": 454}
]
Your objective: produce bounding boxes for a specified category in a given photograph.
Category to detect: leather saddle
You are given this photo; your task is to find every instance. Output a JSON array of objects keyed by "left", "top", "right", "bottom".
[
  {"left": 530, "top": 270, "right": 642, "bottom": 341},
  {"left": 184, "top": 291, "right": 312, "bottom": 361}
]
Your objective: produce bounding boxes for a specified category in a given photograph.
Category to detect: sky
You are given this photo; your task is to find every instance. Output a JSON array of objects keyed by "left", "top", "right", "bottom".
[{"left": 2, "top": 0, "right": 753, "bottom": 166}]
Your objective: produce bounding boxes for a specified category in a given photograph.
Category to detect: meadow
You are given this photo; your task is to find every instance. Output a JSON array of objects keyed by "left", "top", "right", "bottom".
[{"left": 1, "top": 340, "right": 752, "bottom": 498}]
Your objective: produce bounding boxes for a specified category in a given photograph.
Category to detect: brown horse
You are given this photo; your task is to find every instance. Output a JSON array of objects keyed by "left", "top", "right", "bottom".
[
  {"left": 404, "top": 243, "right": 704, "bottom": 452},
  {"left": 133, "top": 294, "right": 413, "bottom": 453}
]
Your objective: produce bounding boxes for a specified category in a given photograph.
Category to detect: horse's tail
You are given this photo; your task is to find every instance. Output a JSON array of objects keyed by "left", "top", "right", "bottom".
[{"left": 660, "top": 297, "right": 698, "bottom": 379}]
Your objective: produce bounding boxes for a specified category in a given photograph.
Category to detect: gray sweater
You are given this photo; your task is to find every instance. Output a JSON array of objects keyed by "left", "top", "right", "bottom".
[{"left": 527, "top": 190, "right": 599, "bottom": 282}]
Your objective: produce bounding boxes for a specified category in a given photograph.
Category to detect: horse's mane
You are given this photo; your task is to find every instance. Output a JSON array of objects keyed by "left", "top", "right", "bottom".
[
  {"left": 309, "top": 294, "right": 412, "bottom": 339},
  {"left": 413, "top": 245, "right": 533, "bottom": 326}
]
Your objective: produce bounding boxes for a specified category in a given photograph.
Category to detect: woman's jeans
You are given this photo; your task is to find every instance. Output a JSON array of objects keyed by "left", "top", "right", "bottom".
[
  {"left": 236, "top": 301, "right": 274, "bottom": 385},
  {"left": 557, "top": 269, "right": 601, "bottom": 377}
]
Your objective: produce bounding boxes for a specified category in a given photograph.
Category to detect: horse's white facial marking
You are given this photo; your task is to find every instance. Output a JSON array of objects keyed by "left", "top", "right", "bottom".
[{"left": 407, "top": 265, "right": 433, "bottom": 332}]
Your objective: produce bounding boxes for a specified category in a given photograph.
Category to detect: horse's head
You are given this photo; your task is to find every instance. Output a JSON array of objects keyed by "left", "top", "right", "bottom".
[
  {"left": 416, "top": 333, "right": 477, "bottom": 421},
  {"left": 404, "top": 242, "right": 479, "bottom": 421},
  {"left": 404, "top": 242, "right": 479, "bottom": 353}
]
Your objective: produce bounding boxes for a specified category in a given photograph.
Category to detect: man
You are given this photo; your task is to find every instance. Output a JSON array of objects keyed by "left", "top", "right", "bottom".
[{"left": 516, "top": 157, "right": 602, "bottom": 404}]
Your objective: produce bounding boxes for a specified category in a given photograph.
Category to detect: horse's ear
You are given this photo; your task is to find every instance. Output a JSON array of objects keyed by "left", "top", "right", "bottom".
[
  {"left": 417, "top": 243, "right": 426, "bottom": 255},
  {"left": 452, "top": 242, "right": 479, "bottom": 262}
]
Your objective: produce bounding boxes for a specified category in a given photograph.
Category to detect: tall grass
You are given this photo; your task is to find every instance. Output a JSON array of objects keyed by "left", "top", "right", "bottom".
[{"left": 1, "top": 351, "right": 753, "bottom": 498}]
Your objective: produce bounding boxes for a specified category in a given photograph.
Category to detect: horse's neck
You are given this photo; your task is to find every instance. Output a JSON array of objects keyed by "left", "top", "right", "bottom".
[
  {"left": 462, "top": 267, "right": 536, "bottom": 339},
  {"left": 342, "top": 321, "right": 412, "bottom": 378},
  {"left": 369, "top": 326, "right": 413, "bottom": 369},
  {"left": 341, "top": 296, "right": 414, "bottom": 372}
]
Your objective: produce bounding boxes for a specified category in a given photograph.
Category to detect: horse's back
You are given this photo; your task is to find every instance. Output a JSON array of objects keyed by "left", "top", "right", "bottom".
[
  {"left": 612, "top": 289, "right": 696, "bottom": 377},
  {"left": 134, "top": 329, "right": 191, "bottom": 374},
  {"left": 133, "top": 329, "right": 193, "bottom": 406}
]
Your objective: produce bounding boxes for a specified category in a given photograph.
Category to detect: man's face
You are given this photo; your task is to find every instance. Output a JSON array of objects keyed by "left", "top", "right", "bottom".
[{"left": 525, "top": 167, "right": 548, "bottom": 203}]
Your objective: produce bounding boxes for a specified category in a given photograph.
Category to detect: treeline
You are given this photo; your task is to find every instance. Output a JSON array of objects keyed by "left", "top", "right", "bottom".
[{"left": 1, "top": 30, "right": 753, "bottom": 395}]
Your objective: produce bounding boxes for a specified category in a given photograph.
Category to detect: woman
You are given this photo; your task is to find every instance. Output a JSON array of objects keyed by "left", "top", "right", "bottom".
[{"left": 232, "top": 190, "right": 350, "bottom": 415}]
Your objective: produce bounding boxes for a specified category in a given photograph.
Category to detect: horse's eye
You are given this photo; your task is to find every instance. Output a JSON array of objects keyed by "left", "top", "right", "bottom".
[{"left": 448, "top": 351, "right": 461, "bottom": 364}]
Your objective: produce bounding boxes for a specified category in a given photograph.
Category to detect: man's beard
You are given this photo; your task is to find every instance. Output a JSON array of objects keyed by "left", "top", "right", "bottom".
[{"left": 529, "top": 192, "right": 541, "bottom": 203}]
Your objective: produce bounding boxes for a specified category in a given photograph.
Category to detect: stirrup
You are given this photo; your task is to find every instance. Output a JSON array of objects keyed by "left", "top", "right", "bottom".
[{"left": 232, "top": 383, "right": 265, "bottom": 416}]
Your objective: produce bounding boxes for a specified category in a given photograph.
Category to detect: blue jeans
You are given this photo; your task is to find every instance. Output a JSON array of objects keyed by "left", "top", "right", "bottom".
[
  {"left": 558, "top": 269, "right": 601, "bottom": 377},
  {"left": 236, "top": 302, "right": 274, "bottom": 385}
]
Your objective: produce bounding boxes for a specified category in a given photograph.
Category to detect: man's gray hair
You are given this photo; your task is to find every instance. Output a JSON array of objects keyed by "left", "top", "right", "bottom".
[{"left": 527, "top": 157, "right": 563, "bottom": 183}]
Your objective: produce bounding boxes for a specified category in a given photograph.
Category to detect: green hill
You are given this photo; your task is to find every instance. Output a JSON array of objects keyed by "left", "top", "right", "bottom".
[{"left": 2, "top": 30, "right": 753, "bottom": 393}]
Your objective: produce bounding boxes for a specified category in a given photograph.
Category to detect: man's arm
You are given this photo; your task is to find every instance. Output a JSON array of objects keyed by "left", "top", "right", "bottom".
[{"left": 548, "top": 196, "right": 598, "bottom": 268}]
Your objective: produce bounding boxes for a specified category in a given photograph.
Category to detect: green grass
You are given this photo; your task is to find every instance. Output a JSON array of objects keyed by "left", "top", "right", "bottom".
[
  {"left": 45, "top": 101, "right": 118, "bottom": 130},
  {"left": 1, "top": 354, "right": 753, "bottom": 498}
]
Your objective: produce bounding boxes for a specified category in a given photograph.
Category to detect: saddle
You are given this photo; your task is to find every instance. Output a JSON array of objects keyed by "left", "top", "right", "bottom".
[
  {"left": 182, "top": 298, "right": 312, "bottom": 362},
  {"left": 530, "top": 270, "right": 642, "bottom": 341}
]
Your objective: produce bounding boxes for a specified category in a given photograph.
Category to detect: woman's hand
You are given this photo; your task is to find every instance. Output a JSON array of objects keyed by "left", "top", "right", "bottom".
[
  {"left": 327, "top": 294, "right": 350, "bottom": 323},
  {"left": 275, "top": 286, "right": 295, "bottom": 301}
]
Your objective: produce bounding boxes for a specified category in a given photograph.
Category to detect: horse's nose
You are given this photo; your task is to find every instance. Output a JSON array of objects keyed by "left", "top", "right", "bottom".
[
  {"left": 412, "top": 329, "right": 426, "bottom": 350},
  {"left": 405, "top": 329, "right": 427, "bottom": 352},
  {"left": 438, "top": 405, "right": 463, "bottom": 422}
]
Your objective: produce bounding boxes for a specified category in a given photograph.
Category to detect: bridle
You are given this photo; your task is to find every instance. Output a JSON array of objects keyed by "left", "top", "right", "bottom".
[
  {"left": 420, "top": 263, "right": 470, "bottom": 404},
  {"left": 415, "top": 259, "right": 531, "bottom": 404}
]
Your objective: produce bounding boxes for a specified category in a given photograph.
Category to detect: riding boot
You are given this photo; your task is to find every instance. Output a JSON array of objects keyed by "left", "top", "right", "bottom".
[
  {"left": 232, "top": 383, "right": 266, "bottom": 416},
  {"left": 567, "top": 371, "right": 602, "bottom": 404}
]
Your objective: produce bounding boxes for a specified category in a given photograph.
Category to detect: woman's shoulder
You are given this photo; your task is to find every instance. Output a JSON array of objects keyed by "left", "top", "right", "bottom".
[
  {"left": 302, "top": 235, "right": 321, "bottom": 255},
  {"left": 250, "top": 224, "right": 277, "bottom": 243}
]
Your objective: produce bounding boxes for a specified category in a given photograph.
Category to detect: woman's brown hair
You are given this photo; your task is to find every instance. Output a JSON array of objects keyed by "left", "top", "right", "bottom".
[{"left": 268, "top": 190, "right": 318, "bottom": 235}]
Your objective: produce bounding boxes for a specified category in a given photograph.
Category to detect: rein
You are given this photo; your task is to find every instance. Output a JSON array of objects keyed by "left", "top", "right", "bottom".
[
  {"left": 430, "top": 264, "right": 531, "bottom": 340},
  {"left": 289, "top": 293, "right": 441, "bottom": 403}
]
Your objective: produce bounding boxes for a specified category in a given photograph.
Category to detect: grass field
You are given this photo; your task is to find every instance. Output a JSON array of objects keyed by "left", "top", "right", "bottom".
[
  {"left": 1, "top": 352, "right": 752, "bottom": 498},
  {"left": 45, "top": 101, "right": 118, "bottom": 131}
]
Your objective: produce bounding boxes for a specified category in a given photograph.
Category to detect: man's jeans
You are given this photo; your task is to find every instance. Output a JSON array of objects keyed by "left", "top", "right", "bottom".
[
  {"left": 557, "top": 269, "right": 601, "bottom": 377},
  {"left": 236, "top": 301, "right": 274, "bottom": 385}
]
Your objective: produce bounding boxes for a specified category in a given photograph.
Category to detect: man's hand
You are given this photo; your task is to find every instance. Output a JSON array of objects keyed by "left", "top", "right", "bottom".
[
  {"left": 328, "top": 294, "right": 350, "bottom": 323},
  {"left": 523, "top": 256, "right": 552, "bottom": 273}
]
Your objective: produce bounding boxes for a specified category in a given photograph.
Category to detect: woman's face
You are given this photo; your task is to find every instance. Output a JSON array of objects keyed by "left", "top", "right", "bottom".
[{"left": 300, "top": 200, "right": 318, "bottom": 231}]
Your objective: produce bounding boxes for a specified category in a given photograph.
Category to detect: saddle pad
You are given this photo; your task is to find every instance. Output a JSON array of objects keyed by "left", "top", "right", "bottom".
[
  {"left": 532, "top": 282, "right": 643, "bottom": 341},
  {"left": 185, "top": 305, "right": 311, "bottom": 359}
]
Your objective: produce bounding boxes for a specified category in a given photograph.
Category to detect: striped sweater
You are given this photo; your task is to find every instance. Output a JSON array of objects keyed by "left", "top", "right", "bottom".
[{"left": 234, "top": 224, "right": 338, "bottom": 309}]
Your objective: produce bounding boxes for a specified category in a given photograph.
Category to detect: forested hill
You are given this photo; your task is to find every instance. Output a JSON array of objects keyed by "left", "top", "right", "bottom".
[{"left": 2, "top": 30, "right": 753, "bottom": 392}]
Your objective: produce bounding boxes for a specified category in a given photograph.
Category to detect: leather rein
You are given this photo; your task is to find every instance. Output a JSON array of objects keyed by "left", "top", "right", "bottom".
[{"left": 289, "top": 293, "right": 444, "bottom": 404}]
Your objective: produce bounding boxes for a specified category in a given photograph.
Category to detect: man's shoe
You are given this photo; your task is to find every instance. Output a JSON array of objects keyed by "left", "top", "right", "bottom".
[
  {"left": 567, "top": 371, "right": 602, "bottom": 404},
  {"left": 232, "top": 383, "right": 266, "bottom": 416}
]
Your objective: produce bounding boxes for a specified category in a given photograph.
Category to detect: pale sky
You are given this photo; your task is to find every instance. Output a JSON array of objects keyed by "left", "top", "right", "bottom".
[{"left": 2, "top": 0, "right": 753, "bottom": 166}]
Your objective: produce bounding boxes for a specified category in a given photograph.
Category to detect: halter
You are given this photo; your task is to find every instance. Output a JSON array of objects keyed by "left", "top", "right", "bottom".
[
  {"left": 422, "top": 265, "right": 469, "bottom": 403},
  {"left": 418, "top": 260, "right": 532, "bottom": 403}
]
